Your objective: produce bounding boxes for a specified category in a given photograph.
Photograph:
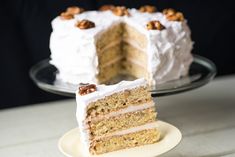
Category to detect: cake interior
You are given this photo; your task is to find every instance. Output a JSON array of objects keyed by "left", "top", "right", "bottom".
[
  {"left": 83, "top": 85, "right": 160, "bottom": 155},
  {"left": 96, "top": 23, "right": 149, "bottom": 84},
  {"left": 90, "top": 128, "right": 160, "bottom": 154}
]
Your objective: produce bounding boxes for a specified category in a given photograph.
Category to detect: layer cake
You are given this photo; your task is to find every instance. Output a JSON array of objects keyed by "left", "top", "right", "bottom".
[{"left": 50, "top": 5, "right": 193, "bottom": 85}]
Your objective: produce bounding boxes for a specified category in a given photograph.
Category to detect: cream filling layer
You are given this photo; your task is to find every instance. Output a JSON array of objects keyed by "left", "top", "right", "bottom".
[
  {"left": 98, "top": 39, "right": 122, "bottom": 54},
  {"left": 98, "top": 38, "right": 148, "bottom": 69},
  {"left": 87, "top": 101, "right": 155, "bottom": 123},
  {"left": 94, "top": 121, "right": 158, "bottom": 140},
  {"left": 100, "top": 57, "right": 147, "bottom": 71},
  {"left": 100, "top": 56, "right": 123, "bottom": 68},
  {"left": 126, "top": 57, "right": 147, "bottom": 69},
  {"left": 123, "top": 38, "right": 147, "bottom": 52},
  {"left": 98, "top": 37, "right": 146, "bottom": 56}
]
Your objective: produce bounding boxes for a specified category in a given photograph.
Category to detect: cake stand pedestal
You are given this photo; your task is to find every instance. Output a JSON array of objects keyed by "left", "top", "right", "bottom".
[{"left": 30, "top": 54, "right": 216, "bottom": 97}]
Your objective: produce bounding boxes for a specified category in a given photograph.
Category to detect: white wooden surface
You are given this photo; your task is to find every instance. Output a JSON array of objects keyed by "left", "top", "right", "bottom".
[{"left": 0, "top": 75, "right": 235, "bottom": 157}]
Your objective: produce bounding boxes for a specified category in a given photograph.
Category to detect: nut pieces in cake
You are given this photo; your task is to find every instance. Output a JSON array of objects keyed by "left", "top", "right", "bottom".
[
  {"left": 163, "top": 8, "right": 184, "bottom": 21},
  {"left": 112, "top": 6, "right": 130, "bottom": 16},
  {"left": 79, "top": 83, "right": 97, "bottom": 95},
  {"left": 146, "top": 20, "right": 165, "bottom": 30},
  {"left": 76, "top": 20, "right": 95, "bottom": 29},
  {"left": 139, "top": 5, "right": 157, "bottom": 13}
]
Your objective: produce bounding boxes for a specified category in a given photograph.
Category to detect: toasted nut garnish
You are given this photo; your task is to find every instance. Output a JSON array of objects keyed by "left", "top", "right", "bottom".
[
  {"left": 79, "top": 83, "right": 97, "bottom": 95},
  {"left": 60, "top": 12, "right": 74, "bottom": 20},
  {"left": 112, "top": 6, "right": 130, "bottom": 16},
  {"left": 76, "top": 19, "right": 95, "bottom": 29},
  {"left": 146, "top": 20, "right": 165, "bottom": 30},
  {"left": 60, "top": 6, "right": 84, "bottom": 20},
  {"left": 163, "top": 8, "right": 184, "bottom": 21},
  {"left": 66, "top": 6, "right": 85, "bottom": 15},
  {"left": 139, "top": 5, "right": 157, "bottom": 13},
  {"left": 99, "top": 5, "right": 115, "bottom": 11},
  {"left": 163, "top": 8, "right": 176, "bottom": 16}
]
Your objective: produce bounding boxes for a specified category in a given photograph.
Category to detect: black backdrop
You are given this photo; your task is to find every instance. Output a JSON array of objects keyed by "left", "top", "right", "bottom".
[{"left": 0, "top": 0, "right": 235, "bottom": 108}]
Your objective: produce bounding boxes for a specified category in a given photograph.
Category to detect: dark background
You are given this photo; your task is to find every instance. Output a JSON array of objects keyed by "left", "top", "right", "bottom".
[{"left": 0, "top": 0, "right": 234, "bottom": 109}]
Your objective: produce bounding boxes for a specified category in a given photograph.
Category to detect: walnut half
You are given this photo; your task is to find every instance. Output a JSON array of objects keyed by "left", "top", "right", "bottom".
[
  {"left": 60, "top": 6, "right": 85, "bottom": 20},
  {"left": 60, "top": 12, "right": 74, "bottom": 20},
  {"left": 99, "top": 5, "right": 115, "bottom": 11},
  {"left": 66, "top": 6, "right": 85, "bottom": 15},
  {"left": 139, "top": 5, "right": 157, "bottom": 13},
  {"left": 76, "top": 19, "right": 95, "bottom": 29},
  {"left": 78, "top": 83, "right": 97, "bottom": 95},
  {"left": 163, "top": 8, "right": 184, "bottom": 21},
  {"left": 146, "top": 20, "right": 165, "bottom": 30},
  {"left": 112, "top": 6, "right": 130, "bottom": 16}
]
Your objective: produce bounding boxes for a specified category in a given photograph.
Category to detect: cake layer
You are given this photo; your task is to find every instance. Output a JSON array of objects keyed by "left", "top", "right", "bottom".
[
  {"left": 122, "top": 42, "right": 148, "bottom": 68},
  {"left": 98, "top": 42, "right": 149, "bottom": 83},
  {"left": 96, "top": 23, "right": 123, "bottom": 52},
  {"left": 97, "top": 44, "right": 122, "bottom": 68},
  {"left": 97, "top": 40, "right": 122, "bottom": 54},
  {"left": 90, "top": 128, "right": 160, "bottom": 155},
  {"left": 88, "top": 107, "right": 157, "bottom": 137},
  {"left": 86, "top": 86, "right": 152, "bottom": 118},
  {"left": 87, "top": 101, "right": 155, "bottom": 122},
  {"left": 122, "top": 60, "right": 149, "bottom": 79},
  {"left": 96, "top": 22, "right": 150, "bottom": 84},
  {"left": 122, "top": 23, "right": 148, "bottom": 49},
  {"left": 97, "top": 61, "right": 121, "bottom": 84},
  {"left": 98, "top": 38, "right": 149, "bottom": 83}
]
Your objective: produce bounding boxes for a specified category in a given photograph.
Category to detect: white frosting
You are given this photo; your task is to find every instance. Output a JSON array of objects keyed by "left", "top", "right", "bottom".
[{"left": 49, "top": 8, "right": 193, "bottom": 85}]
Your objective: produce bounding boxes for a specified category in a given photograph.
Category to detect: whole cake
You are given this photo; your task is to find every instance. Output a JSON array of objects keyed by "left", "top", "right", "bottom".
[
  {"left": 50, "top": 5, "right": 193, "bottom": 85},
  {"left": 76, "top": 78, "right": 160, "bottom": 155}
]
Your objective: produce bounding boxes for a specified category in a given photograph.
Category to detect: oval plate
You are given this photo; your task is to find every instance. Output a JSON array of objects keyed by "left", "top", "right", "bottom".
[{"left": 58, "top": 121, "right": 182, "bottom": 157}]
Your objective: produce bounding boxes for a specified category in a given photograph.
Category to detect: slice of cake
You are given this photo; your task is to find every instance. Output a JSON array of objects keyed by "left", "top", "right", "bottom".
[{"left": 76, "top": 78, "right": 160, "bottom": 155}]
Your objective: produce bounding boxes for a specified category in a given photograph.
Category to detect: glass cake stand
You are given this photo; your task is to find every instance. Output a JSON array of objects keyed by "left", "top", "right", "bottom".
[{"left": 30, "top": 55, "right": 216, "bottom": 97}]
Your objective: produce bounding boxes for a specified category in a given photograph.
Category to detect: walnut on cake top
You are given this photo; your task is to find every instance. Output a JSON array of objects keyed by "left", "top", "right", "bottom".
[
  {"left": 146, "top": 21, "right": 165, "bottom": 30},
  {"left": 163, "top": 8, "right": 184, "bottom": 21},
  {"left": 139, "top": 5, "right": 157, "bottom": 13},
  {"left": 75, "top": 20, "right": 95, "bottom": 29},
  {"left": 78, "top": 83, "right": 97, "bottom": 95},
  {"left": 111, "top": 6, "right": 130, "bottom": 16},
  {"left": 60, "top": 6, "right": 85, "bottom": 20}
]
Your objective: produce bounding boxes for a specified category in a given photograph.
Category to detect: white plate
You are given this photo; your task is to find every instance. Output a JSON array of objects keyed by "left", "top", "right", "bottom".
[{"left": 58, "top": 121, "right": 182, "bottom": 157}]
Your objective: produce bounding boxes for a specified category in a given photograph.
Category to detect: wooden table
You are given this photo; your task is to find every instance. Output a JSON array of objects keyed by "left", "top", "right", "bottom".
[{"left": 0, "top": 75, "right": 235, "bottom": 157}]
